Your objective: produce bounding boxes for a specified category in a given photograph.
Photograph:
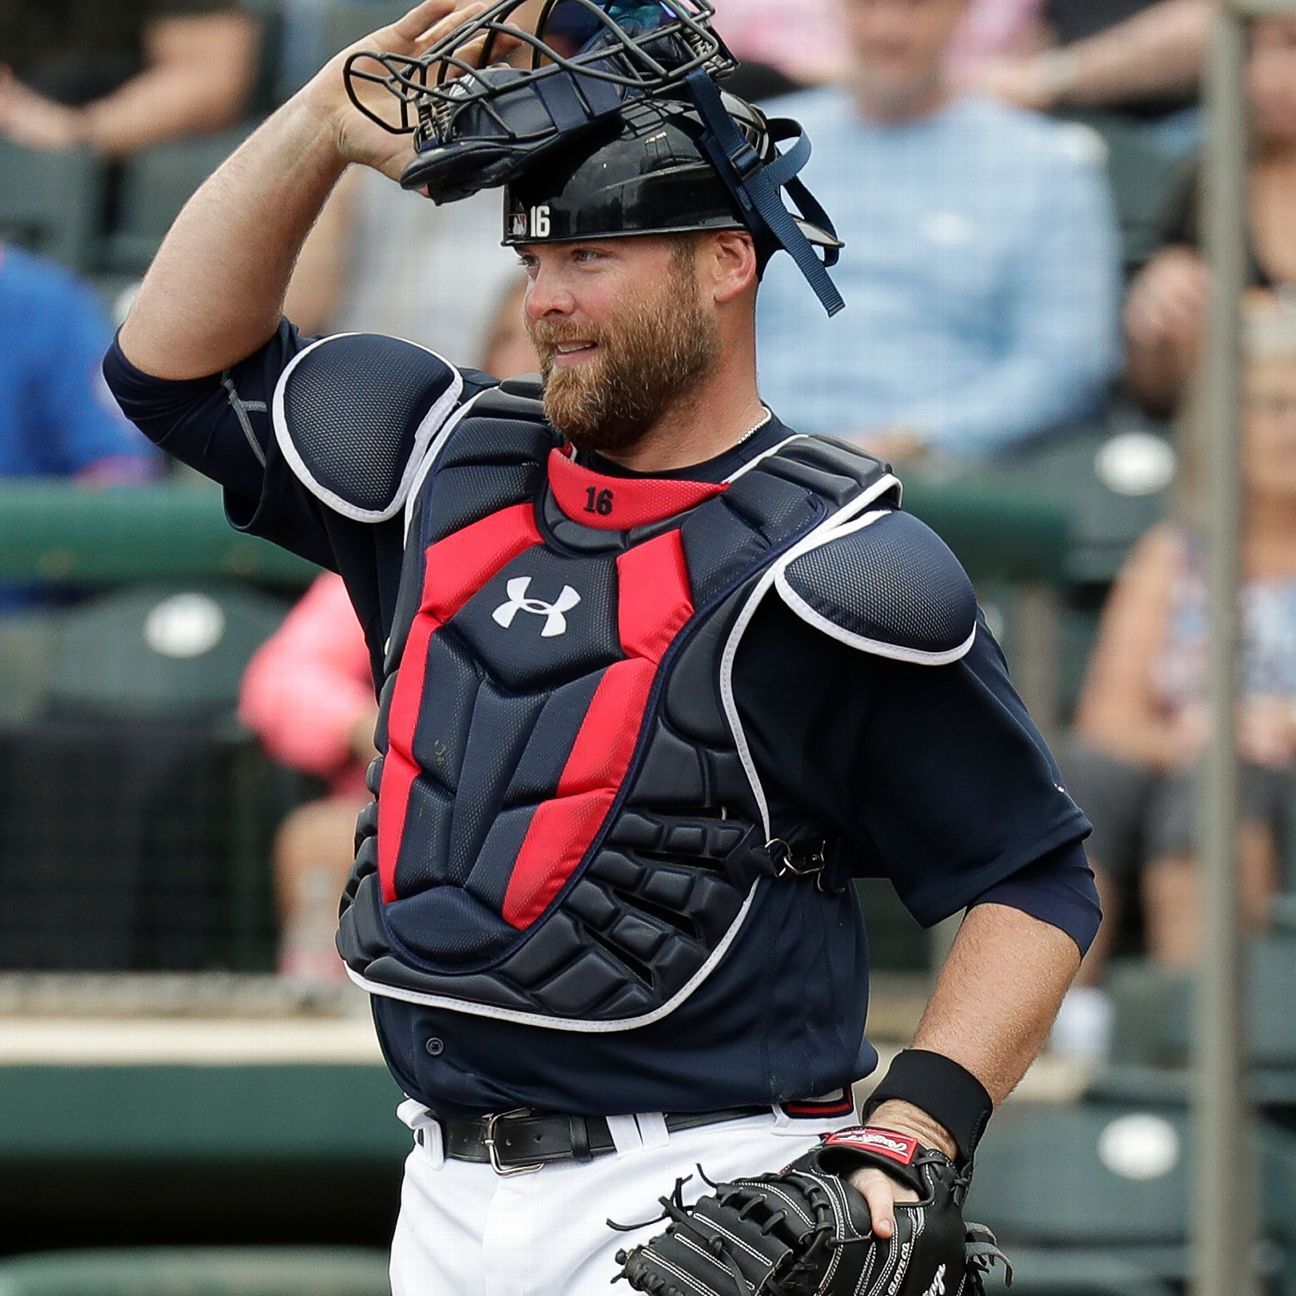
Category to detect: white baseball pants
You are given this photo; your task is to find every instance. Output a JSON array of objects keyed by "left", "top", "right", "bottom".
[{"left": 388, "top": 1102, "right": 854, "bottom": 1296}]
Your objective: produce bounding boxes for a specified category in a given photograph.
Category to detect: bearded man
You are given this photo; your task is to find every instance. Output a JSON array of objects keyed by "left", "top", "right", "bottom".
[{"left": 103, "top": 3, "right": 1100, "bottom": 1294}]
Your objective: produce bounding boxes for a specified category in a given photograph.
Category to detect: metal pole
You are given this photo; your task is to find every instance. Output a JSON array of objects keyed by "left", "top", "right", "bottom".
[{"left": 1193, "top": 8, "right": 1253, "bottom": 1296}]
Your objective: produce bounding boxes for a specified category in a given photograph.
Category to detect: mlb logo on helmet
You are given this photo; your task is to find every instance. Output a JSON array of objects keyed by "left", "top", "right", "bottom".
[{"left": 507, "top": 205, "right": 551, "bottom": 240}]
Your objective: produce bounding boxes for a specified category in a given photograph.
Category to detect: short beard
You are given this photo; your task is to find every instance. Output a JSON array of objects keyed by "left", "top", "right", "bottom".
[{"left": 532, "top": 243, "right": 722, "bottom": 455}]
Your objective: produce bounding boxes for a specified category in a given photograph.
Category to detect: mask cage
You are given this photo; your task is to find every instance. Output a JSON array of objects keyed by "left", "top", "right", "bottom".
[{"left": 343, "top": 0, "right": 731, "bottom": 139}]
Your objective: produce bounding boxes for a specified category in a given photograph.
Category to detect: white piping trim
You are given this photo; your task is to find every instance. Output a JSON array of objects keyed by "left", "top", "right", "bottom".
[
  {"left": 772, "top": 508, "right": 977, "bottom": 666},
  {"left": 723, "top": 433, "right": 807, "bottom": 484},
  {"left": 344, "top": 879, "right": 761, "bottom": 1032},
  {"left": 776, "top": 578, "right": 977, "bottom": 666},
  {"left": 717, "top": 473, "right": 901, "bottom": 836},
  {"left": 271, "top": 333, "right": 464, "bottom": 524},
  {"left": 402, "top": 387, "right": 494, "bottom": 541}
]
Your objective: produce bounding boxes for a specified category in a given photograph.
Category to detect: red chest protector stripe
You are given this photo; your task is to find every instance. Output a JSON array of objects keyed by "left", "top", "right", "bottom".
[
  {"left": 377, "top": 503, "right": 543, "bottom": 903},
  {"left": 501, "top": 529, "right": 696, "bottom": 928}
]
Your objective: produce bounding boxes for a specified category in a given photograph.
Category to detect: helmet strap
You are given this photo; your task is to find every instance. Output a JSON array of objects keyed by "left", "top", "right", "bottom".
[{"left": 683, "top": 68, "right": 845, "bottom": 317}]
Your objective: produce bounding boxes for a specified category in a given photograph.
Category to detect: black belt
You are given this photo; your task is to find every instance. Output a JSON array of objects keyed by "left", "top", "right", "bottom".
[{"left": 431, "top": 1106, "right": 770, "bottom": 1175}]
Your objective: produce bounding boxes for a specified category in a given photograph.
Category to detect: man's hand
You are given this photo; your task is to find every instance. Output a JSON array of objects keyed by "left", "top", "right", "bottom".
[
  {"left": 0, "top": 68, "right": 83, "bottom": 151},
  {"left": 300, "top": 0, "right": 519, "bottom": 183},
  {"left": 972, "top": 53, "right": 1069, "bottom": 112},
  {"left": 846, "top": 1099, "right": 956, "bottom": 1238},
  {"left": 845, "top": 428, "right": 929, "bottom": 466},
  {"left": 1124, "top": 246, "right": 1208, "bottom": 358}
]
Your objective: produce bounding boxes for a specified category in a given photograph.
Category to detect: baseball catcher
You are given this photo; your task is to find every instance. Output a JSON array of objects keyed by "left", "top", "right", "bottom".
[{"left": 103, "top": 2, "right": 1100, "bottom": 1292}]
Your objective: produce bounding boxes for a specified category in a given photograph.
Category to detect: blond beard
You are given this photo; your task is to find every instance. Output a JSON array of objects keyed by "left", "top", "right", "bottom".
[{"left": 532, "top": 255, "right": 721, "bottom": 454}]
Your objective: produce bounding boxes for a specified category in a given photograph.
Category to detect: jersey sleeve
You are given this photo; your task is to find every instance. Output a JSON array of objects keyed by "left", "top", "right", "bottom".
[
  {"left": 734, "top": 598, "right": 1092, "bottom": 929},
  {"left": 103, "top": 322, "right": 491, "bottom": 663}
]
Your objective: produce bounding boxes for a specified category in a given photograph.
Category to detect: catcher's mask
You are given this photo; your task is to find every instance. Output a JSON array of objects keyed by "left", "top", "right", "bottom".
[{"left": 343, "top": 0, "right": 845, "bottom": 314}]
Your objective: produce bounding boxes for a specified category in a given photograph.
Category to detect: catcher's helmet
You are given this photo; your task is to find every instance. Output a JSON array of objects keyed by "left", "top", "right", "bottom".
[
  {"left": 499, "top": 92, "right": 842, "bottom": 259},
  {"left": 344, "top": 0, "right": 844, "bottom": 313}
]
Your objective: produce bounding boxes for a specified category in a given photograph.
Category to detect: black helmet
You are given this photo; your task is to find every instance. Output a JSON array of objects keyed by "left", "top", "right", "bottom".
[
  {"left": 500, "top": 91, "right": 843, "bottom": 264},
  {"left": 344, "top": 0, "right": 844, "bottom": 313}
]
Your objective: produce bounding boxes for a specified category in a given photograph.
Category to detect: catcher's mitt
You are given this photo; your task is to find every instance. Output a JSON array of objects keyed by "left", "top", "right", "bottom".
[{"left": 611, "top": 1125, "right": 1011, "bottom": 1296}]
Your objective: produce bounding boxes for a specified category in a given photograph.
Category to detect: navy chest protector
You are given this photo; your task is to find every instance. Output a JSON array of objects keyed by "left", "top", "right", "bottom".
[{"left": 274, "top": 335, "right": 977, "bottom": 1031}]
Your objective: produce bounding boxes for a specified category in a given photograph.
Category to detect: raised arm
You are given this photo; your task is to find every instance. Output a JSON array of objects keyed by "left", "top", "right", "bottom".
[
  {"left": 974, "top": 0, "right": 1213, "bottom": 112},
  {"left": 118, "top": 0, "right": 491, "bottom": 379}
]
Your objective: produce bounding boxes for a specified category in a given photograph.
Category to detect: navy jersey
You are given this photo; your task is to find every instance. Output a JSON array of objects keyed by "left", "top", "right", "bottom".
[{"left": 104, "top": 322, "right": 1096, "bottom": 1118}]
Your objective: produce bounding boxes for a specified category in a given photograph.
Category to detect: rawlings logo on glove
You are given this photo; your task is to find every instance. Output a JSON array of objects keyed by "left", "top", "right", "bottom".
[{"left": 610, "top": 1126, "right": 1011, "bottom": 1296}]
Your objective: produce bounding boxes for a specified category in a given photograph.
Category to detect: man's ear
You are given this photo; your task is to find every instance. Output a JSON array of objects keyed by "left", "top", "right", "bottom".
[{"left": 708, "top": 230, "right": 759, "bottom": 305}]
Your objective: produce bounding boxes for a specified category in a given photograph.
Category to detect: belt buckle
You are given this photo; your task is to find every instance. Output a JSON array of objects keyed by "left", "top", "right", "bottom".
[{"left": 484, "top": 1108, "right": 544, "bottom": 1176}]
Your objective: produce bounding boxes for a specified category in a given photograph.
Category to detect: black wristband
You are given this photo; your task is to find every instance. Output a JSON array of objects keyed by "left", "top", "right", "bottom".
[{"left": 862, "top": 1049, "right": 993, "bottom": 1162}]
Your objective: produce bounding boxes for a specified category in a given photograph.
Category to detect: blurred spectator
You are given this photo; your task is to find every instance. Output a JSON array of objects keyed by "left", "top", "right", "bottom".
[
  {"left": 284, "top": 172, "right": 520, "bottom": 356},
  {"left": 0, "top": 0, "right": 258, "bottom": 158},
  {"left": 1125, "top": 15, "right": 1296, "bottom": 417},
  {"left": 0, "top": 243, "right": 160, "bottom": 609},
  {"left": 945, "top": 0, "right": 1043, "bottom": 83},
  {"left": 239, "top": 571, "right": 375, "bottom": 980},
  {"left": 972, "top": 0, "right": 1211, "bottom": 151},
  {"left": 712, "top": 0, "right": 853, "bottom": 85},
  {"left": 239, "top": 281, "right": 536, "bottom": 981},
  {"left": 1068, "top": 293, "right": 1296, "bottom": 992},
  {"left": 715, "top": 0, "right": 1045, "bottom": 89},
  {"left": 756, "top": 0, "right": 1121, "bottom": 462}
]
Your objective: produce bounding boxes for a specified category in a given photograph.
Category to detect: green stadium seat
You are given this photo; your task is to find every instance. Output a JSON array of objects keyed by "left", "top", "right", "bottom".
[
  {"left": 0, "top": 1248, "right": 389, "bottom": 1296},
  {"left": 978, "top": 1250, "right": 1175, "bottom": 1296},
  {"left": 1275, "top": 895, "right": 1296, "bottom": 937},
  {"left": 1054, "top": 110, "right": 1189, "bottom": 275},
  {"left": 104, "top": 128, "right": 256, "bottom": 274},
  {"left": 45, "top": 582, "right": 288, "bottom": 720},
  {"left": 1105, "top": 936, "right": 1296, "bottom": 1072},
  {"left": 324, "top": 2, "right": 401, "bottom": 63},
  {"left": 0, "top": 141, "right": 106, "bottom": 271},
  {"left": 989, "top": 415, "right": 1174, "bottom": 590},
  {"left": 0, "top": 584, "right": 299, "bottom": 971},
  {"left": 0, "top": 613, "right": 58, "bottom": 725},
  {"left": 966, "top": 1103, "right": 1296, "bottom": 1291}
]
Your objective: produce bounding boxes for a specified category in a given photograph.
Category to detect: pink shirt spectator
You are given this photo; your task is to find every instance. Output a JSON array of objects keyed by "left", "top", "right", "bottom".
[
  {"left": 239, "top": 572, "right": 374, "bottom": 796},
  {"left": 712, "top": 0, "right": 851, "bottom": 84},
  {"left": 946, "top": 0, "right": 1044, "bottom": 81},
  {"left": 711, "top": 0, "right": 1042, "bottom": 88}
]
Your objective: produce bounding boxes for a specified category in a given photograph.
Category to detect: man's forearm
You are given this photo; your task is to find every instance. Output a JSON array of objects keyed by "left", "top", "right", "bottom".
[
  {"left": 913, "top": 903, "right": 1079, "bottom": 1101},
  {"left": 118, "top": 96, "right": 348, "bottom": 380},
  {"left": 1062, "top": 0, "right": 1213, "bottom": 106},
  {"left": 870, "top": 903, "right": 1081, "bottom": 1155},
  {"left": 83, "top": 64, "right": 250, "bottom": 160}
]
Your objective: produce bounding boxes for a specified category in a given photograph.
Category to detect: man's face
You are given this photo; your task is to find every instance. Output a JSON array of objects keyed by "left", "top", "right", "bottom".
[
  {"left": 1248, "top": 19, "right": 1296, "bottom": 148},
  {"left": 840, "top": 0, "right": 967, "bottom": 112},
  {"left": 519, "top": 234, "right": 721, "bottom": 454},
  {"left": 1244, "top": 356, "right": 1296, "bottom": 500}
]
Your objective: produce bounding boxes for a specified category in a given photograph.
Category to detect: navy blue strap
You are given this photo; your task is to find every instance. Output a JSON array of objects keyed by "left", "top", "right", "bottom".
[
  {"left": 684, "top": 69, "right": 844, "bottom": 316},
  {"left": 535, "top": 68, "right": 626, "bottom": 132}
]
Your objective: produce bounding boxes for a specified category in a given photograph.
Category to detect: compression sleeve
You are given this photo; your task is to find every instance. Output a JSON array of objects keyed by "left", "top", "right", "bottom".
[{"left": 970, "top": 840, "right": 1102, "bottom": 956}]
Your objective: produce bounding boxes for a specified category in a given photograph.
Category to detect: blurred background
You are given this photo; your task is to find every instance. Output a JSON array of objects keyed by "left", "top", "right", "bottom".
[{"left": 1, "top": 0, "right": 1294, "bottom": 1292}]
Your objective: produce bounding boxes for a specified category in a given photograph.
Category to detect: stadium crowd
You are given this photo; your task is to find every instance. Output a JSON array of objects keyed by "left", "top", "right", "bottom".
[{"left": 2, "top": 0, "right": 1294, "bottom": 1069}]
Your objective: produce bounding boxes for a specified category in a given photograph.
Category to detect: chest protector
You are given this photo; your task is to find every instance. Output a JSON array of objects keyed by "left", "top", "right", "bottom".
[{"left": 275, "top": 336, "right": 980, "bottom": 1032}]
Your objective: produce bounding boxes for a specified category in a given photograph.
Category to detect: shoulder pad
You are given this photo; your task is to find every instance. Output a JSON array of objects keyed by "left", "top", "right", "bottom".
[
  {"left": 272, "top": 333, "right": 464, "bottom": 522},
  {"left": 775, "top": 510, "right": 977, "bottom": 664}
]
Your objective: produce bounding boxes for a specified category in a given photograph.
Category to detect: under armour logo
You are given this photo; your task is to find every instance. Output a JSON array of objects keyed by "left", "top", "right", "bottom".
[{"left": 491, "top": 576, "right": 581, "bottom": 638}]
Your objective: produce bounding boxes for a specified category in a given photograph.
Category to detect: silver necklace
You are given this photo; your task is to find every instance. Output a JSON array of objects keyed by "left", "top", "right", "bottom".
[{"left": 734, "top": 406, "right": 773, "bottom": 448}]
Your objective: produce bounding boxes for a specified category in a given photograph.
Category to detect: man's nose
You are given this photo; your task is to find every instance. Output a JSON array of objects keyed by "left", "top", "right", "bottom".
[{"left": 525, "top": 268, "right": 576, "bottom": 322}]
